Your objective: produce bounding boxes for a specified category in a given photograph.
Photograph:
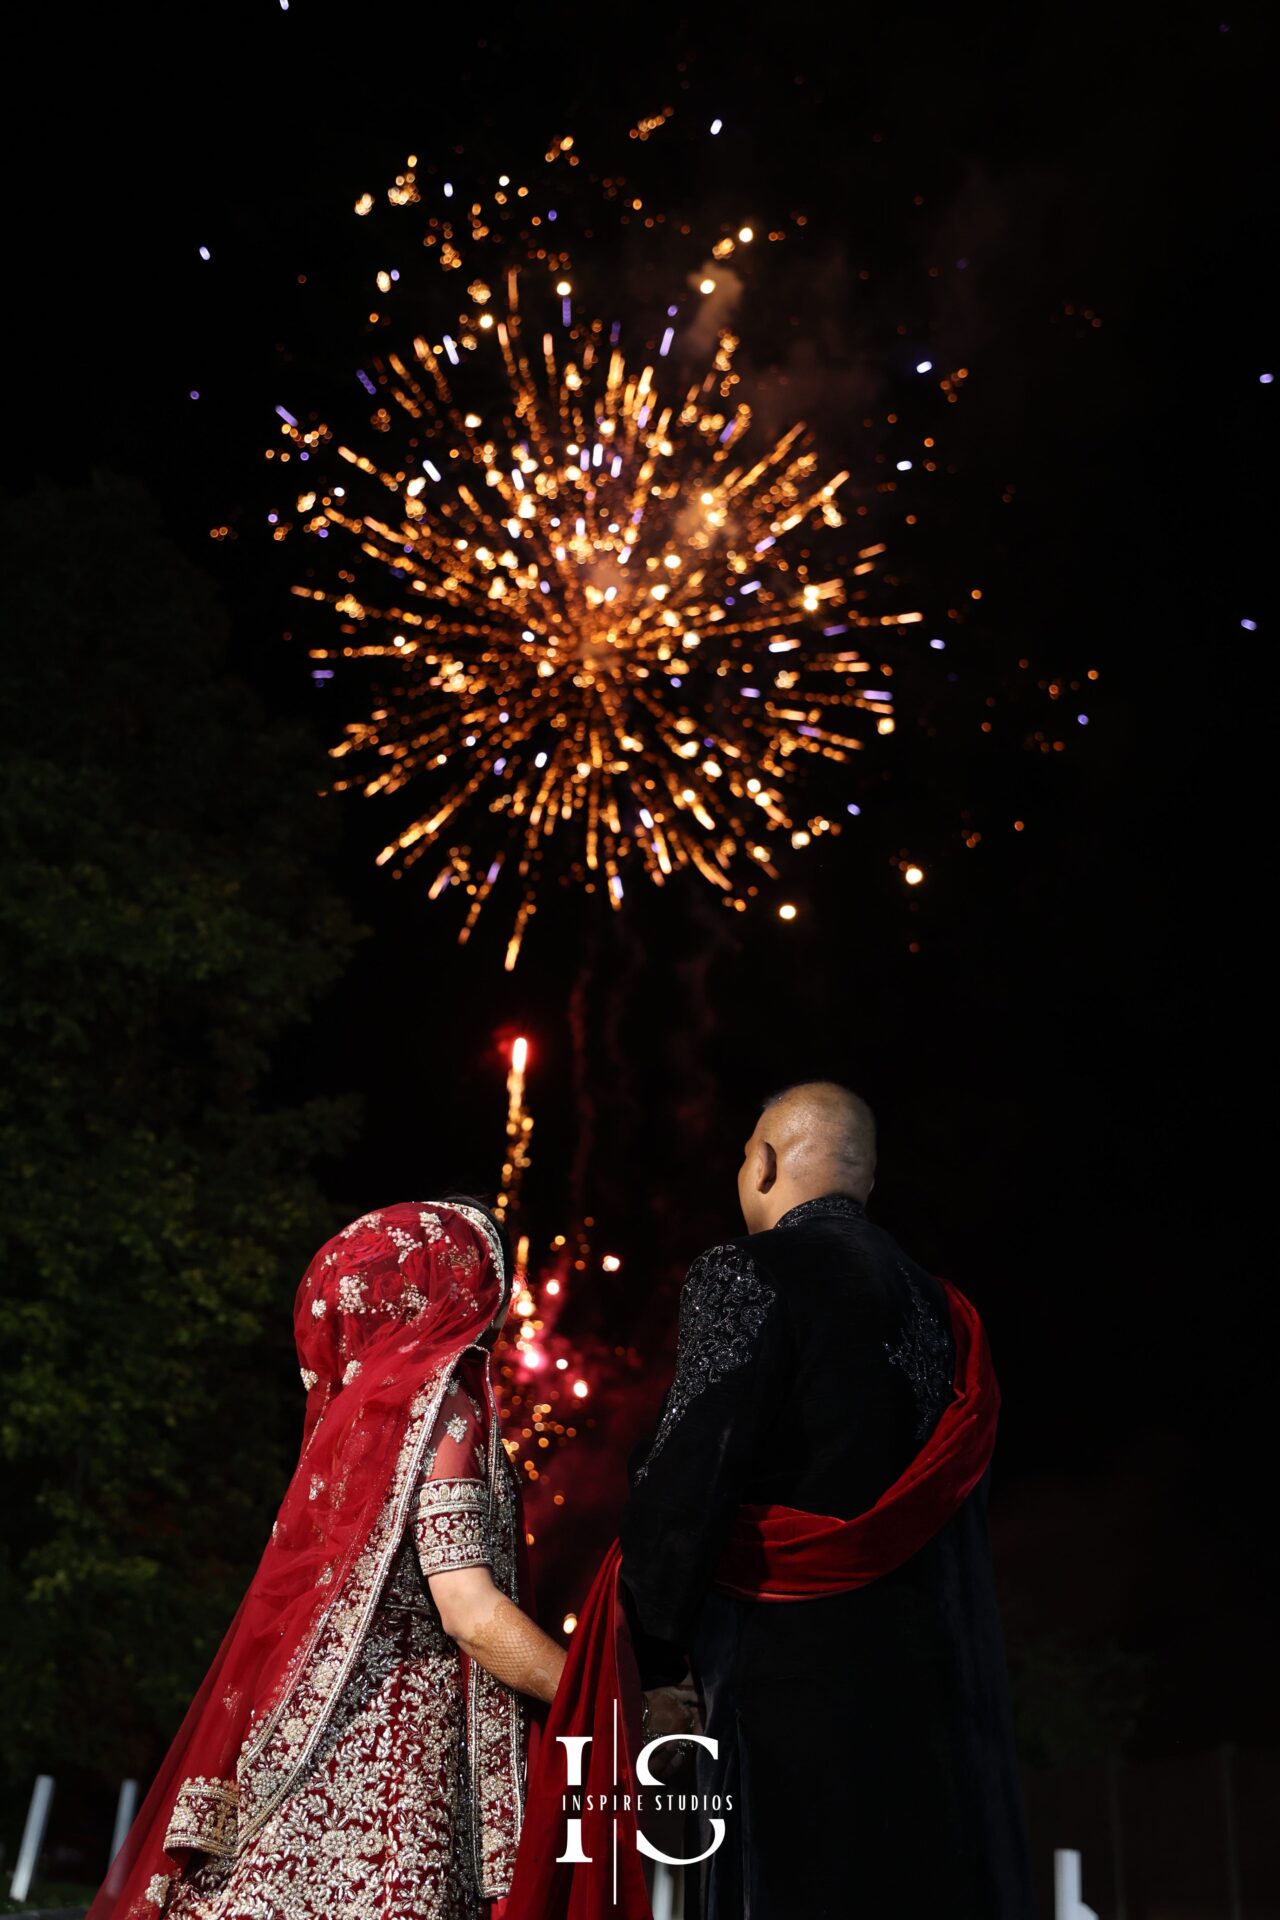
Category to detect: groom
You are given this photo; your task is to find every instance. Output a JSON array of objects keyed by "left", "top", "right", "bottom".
[{"left": 620, "top": 1082, "right": 1034, "bottom": 1919}]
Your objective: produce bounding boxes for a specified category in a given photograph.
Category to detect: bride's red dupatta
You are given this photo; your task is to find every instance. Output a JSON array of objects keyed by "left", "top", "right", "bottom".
[
  {"left": 505, "top": 1279, "right": 998, "bottom": 1920},
  {"left": 90, "top": 1201, "right": 516, "bottom": 1920}
]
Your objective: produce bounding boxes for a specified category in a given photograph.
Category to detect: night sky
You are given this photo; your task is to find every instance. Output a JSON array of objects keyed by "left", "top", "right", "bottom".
[{"left": 15, "top": 2, "right": 1273, "bottom": 1775}]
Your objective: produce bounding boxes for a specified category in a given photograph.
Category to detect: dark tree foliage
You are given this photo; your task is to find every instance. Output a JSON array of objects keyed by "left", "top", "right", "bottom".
[{"left": 0, "top": 477, "right": 360, "bottom": 1792}]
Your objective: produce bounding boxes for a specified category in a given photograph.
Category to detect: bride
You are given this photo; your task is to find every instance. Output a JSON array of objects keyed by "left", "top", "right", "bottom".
[{"left": 91, "top": 1198, "right": 566, "bottom": 1920}]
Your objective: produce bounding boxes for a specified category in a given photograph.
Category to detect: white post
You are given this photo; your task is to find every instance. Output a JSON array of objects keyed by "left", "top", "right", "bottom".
[
  {"left": 650, "top": 1861, "right": 683, "bottom": 1920},
  {"left": 9, "top": 1774, "right": 55, "bottom": 1903},
  {"left": 105, "top": 1778, "right": 141, "bottom": 1893},
  {"left": 1054, "top": 1848, "right": 1099, "bottom": 1920}
]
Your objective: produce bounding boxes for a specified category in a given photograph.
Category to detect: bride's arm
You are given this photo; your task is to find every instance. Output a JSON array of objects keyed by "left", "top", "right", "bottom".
[{"left": 428, "top": 1565, "right": 566, "bottom": 1704}]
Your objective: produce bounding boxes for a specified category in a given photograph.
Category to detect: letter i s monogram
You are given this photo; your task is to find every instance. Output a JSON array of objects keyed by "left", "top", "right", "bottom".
[{"left": 556, "top": 1737, "right": 593, "bottom": 1864}]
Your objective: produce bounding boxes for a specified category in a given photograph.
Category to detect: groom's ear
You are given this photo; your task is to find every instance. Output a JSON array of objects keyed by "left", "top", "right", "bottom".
[{"left": 757, "top": 1140, "right": 778, "bottom": 1195}]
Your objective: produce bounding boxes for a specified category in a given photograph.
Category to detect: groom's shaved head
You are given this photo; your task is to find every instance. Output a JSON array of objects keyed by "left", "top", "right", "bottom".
[
  {"left": 738, "top": 1081, "right": 877, "bottom": 1233},
  {"left": 762, "top": 1082, "right": 877, "bottom": 1196}
]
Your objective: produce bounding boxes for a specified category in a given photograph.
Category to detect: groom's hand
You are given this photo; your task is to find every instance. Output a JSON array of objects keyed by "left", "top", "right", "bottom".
[{"left": 642, "top": 1680, "right": 702, "bottom": 1739}]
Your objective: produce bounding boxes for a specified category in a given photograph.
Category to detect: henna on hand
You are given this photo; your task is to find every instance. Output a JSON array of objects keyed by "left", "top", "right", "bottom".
[{"left": 431, "top": 1566, "right": 567, "bottom": 1704}]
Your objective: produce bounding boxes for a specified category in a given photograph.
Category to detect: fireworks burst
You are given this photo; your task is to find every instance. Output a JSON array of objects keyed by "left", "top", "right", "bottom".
[{"left": 276, "top": 148, "right": 922, "bottom": 966}]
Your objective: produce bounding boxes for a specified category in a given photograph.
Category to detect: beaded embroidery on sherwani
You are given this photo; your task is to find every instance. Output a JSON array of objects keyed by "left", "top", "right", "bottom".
[
  {"left": 634, "top": 1244, "right": 776, "bottom": 1481},
  {"left": 885, "top": 1267, "right": 954, "bottom": 1445}
]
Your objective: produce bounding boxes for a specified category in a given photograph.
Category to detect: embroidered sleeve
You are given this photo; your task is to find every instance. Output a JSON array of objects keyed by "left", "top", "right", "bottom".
[
  {"left": 414, "top": 1368, "right": 492, "bottom": 1576},
  {"left": 634, "top": 1242, "right": 777, "bottom": 1482},
  {"left": 163, "top": 1775, "right": 239, "bottom": 1858},
  {"left": 416, "top": 1477, "right": 490, "bottom": 1574}
]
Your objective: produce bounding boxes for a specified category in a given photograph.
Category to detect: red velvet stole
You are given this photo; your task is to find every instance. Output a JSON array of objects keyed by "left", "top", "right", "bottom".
[
  {"left": 502, "top": 1540, "right": 652, "bottom": 1920},
  {"left": 714, "top": 1279, "right": 999, "bottom": 1600}
]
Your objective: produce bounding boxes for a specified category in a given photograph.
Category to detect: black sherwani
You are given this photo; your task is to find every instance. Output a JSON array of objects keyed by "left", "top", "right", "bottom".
[{"left": 619, "top": 1194, "right": 1035, "bottom": 1920}]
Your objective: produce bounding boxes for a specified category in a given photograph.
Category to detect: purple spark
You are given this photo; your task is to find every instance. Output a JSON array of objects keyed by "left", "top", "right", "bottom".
[{"left": 275, "top": 404, "right": 298, "bottom": 426}]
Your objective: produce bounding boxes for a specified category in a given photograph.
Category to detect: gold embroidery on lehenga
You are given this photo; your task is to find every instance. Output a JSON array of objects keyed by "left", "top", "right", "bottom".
[
  {"left": 168, "top": 1578, "right": 476, "bottom": 1920},
  {"left": 466, "top": 1380, "right": 525, "bottom": 1897}
]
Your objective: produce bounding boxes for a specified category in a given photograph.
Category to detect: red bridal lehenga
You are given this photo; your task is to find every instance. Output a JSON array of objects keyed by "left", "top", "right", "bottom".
[{"left": 90, "top": 1202, "right": 528, "bottom": 1920}]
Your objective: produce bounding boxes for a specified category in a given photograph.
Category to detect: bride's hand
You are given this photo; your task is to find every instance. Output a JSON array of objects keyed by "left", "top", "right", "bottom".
[{"left": 642, "top": 1681, "right": 702, "bottom": 1739}]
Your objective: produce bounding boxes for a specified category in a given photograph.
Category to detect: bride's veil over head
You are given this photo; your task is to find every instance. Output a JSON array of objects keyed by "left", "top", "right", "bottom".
[{"left": 91, "top": 1199, "right": 511, "bottom": 1920}]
